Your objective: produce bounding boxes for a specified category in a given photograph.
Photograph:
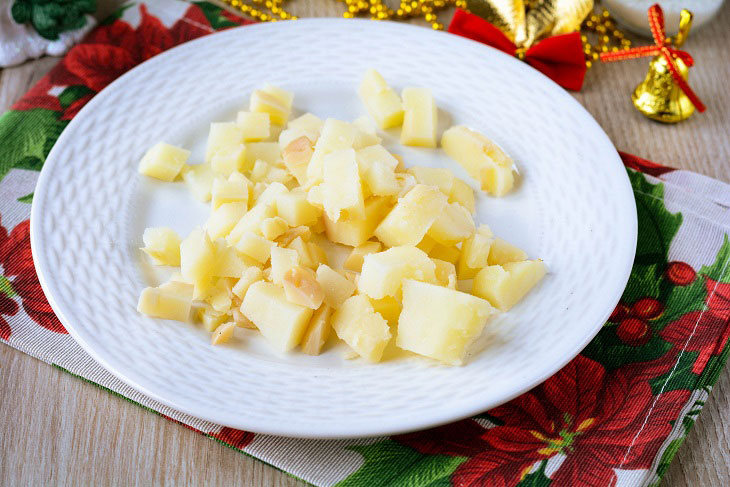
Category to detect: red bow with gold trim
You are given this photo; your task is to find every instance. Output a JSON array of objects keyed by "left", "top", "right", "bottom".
[
  {"left": 600, "top": 4, "right": 705, "bottom": 112},
  {"left": 448, "top": 8, "right": 587, "bottom": 91}
]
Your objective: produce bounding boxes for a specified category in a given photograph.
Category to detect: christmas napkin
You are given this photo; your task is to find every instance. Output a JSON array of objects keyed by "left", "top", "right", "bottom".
[{"left": 2, "top": 2, "right": 730, "bottom": 486}]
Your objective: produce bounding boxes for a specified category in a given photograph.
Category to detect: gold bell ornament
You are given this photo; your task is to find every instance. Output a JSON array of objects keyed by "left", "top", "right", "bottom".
[{"left": 600, "top": 3, "right": 705, "bottom": 123}]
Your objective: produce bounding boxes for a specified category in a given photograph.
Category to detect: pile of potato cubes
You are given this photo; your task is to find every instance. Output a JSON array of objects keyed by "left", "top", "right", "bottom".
[{"left": 136, "top": 69, "right": 546, "bottom": 366}]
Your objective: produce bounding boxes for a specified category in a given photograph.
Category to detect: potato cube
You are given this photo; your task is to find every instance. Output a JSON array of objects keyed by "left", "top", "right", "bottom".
[
  {"left": 308, "top": 241, "right": 328, "bottom": 267},
  {"left": 433, "top": 258, "right": 458, "bottom": 289},
  {"left": 241, "top": 281, "right": 313, "bottom": 352},
  {"left": 457, "top": 232, "right": 493, "bottom": 279},
  {"left": 441, "top": 125, "right": 515, "bottom": 196},
  {"left": 212, "top": 172, "right": 250, "bottom": 210},
  {"left": 249, "top": 84, "right": 293, "bottom": 125},
  {"left": 488, "top": 238, "right": 528, "bottom": 265},
  {"left": 250, "top": 159, "right": 271, "bottom": 183},
  {"left": 282, "top": 136, "right": 313, "bottom": 185},
  {"left": 206, "top": 278, "right": 233, "bottom": 313},
  {"left": 358, "top": 69, "right": 404, "bottom": 129},
  {"left": 407, "top": 166, "right": 454, "bottom": 194},
  {"left": 232, "top": 266, "right": 264, "bottom": 299},
  {"left": 375, "top": 184, "right": 448, "bottom": 247},
  {"left": 306, "top": 118, "right": 357, "bottom": 185},
  {"left": 356, "top": 145, "right": 400, "bottom": 197},
  {"left": 206, "top": 202, "right": 247, "bottom": 239},
  {"left": 358, "top": 246, "right": 436, "bottom": 299},
  {"left": 236, "top": 111, "right": 270, "bottom": 141},
  {"left": 395, "top": 173, "right": 417, "bottom": 198},
  {"left": 212, "top": 242, "right": 247, "bottom": 277},
  {"left": 137, "top": 281, "right": 193, "bottom": 322},
  {"left": 352, "top": 115, "right": 382, "bottom": 149},
  {"left": 276, "top": 225, "right": 312, "bottom": 247},
  {"left": 235, "top": 231, "right": 275, "bottom": 264},
  {"left": 244, "top": 142, "right": 281, "bottom": 167},
  {"left": 369, "top": 295, "right": 401, "bottom": 326},
  {"left": 429, "top": 242, "right": 461, "bottom": 265},
  {"left": 283, "top": 266, "right": 324, "bottom": 309},
  {"left": 449, "top": 178, "right": 476, "bottom": 214},
  {"left": 397, "top": 280, "right": 495, "bottom": 365},
  {"left": 288, "top": 112, "right": 324, "bottom": 137},
  {"left": 270, "top": 246, "right": 299, "bottom": 285},
  {"left": 428, "top": 202, "right": 475, "bottom": 246},
  {"left": 276, "top": 189, "right": 320, "bottom": 226},
  {"left": 472, "top": 260, "right": 547, "bottom": 311},
  {"left": 264, "top": 167, "right": 292, "bottom": 185},
  {"left": 211, "top": 322, "right": 236, "bottom": 345},
  {"left": 205, "top": 122, "right": 245, "bottom": 164},
  {"left": 260, "top": 216, "right": 289, "bottom": 240},
  {"left": 400, "top": 87, "right": 437, "bottom": 148},
  {"left": 211, "top": 145, "right": 247, "bottom": 176},
  {"left": 316, "top": 264, "right": 356, "bottom": 309},
  {"left": 323, "top": 148, "right": 364, "bottom": 222},
  {"left": 197, "top": 304, "right": 230, "bottom": 332},
  {"left": 138, "top": 142, "right": 190, "bottom": 181},
  {"left": 324, "top": 196, "right": 392, "bottom": 247},
  {"left": 141, "top": 227, "right": 181, "bottom": 266},
  {"left": 332, "top": 295, "right": 392, "bottom": 362},
  {"left": 180, "top": 228, "right": 216, "bottom": 296},
  {"left": 344, "top": 240, "right": 382, "bottom": 272},
  {"left": 182, "top": 164, "right": 216, "bottom": 202},
  {"left": 226, "top": 203, "right": 275, "bottom": 245},
  {"left": 300, "top": 304, "right": 332, "bottom": 355},
  {"left": 287, "top": 237, "right": 315, "bottom": 269}
]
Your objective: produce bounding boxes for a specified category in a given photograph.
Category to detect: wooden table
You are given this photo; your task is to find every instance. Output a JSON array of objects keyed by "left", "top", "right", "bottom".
[{"left": 1, "top": 1, "right": 729, "bottom": 485}]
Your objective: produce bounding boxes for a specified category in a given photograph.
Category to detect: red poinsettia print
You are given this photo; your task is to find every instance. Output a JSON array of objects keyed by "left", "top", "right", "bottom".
[
  {"left": 210, "top": 427, "right": 255, "bottom": 450},
  {"left": 0, "top": 218, "right": 66, "bottom": 336},
  {"left": 396, "top": 355, "right": 689, "bottom": 486}
]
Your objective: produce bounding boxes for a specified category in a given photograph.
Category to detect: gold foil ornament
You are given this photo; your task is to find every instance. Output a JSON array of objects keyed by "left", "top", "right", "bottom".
[{"left": 632, "top": 10, "right": 696, "bottom": 123}]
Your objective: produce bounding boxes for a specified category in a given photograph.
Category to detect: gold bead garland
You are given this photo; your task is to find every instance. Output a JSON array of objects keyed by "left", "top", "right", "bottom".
[{"left": 581, "top": 8, "right": 631, "bottom": 68}]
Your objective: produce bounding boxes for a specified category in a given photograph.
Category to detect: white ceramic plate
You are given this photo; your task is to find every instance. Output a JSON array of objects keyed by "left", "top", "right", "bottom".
[{"left": 31, "top": 19, "right": 637, "bottom": 438}]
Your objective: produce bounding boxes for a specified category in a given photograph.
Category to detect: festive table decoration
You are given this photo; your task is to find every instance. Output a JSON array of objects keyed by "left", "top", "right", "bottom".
[
  {"left": 604, "top": 0, "right": 724, "bottom": 37},
  {"left": 601, "top": 4, "right": 706, "bottom": 123}
]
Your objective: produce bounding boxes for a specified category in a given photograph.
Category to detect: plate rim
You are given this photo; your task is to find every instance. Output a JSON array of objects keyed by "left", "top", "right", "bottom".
[{"left": 30, "top": 18, "right": 638, "bottom": 439}]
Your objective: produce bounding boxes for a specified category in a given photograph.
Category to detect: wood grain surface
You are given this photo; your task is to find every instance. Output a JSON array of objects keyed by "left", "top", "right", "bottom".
[{"left": 1, "top": 1, "right": 728, "bottom": 485}]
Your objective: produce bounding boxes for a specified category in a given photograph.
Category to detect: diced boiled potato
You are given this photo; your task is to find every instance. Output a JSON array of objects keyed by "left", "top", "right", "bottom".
[
  {"left": 344, "top": 240, "right": 382, "bottom": 272},
  {"left": 260, "top": 216, "right": 289, "bottom": 240},
  {"left": 264, "top": 166, "right": 292, "bottom": 185},
  {"left": 226, "top": 183, "right": 287, "bottom": 244},
  {"left": 276, "top": 225, "right": 312, "bottom": 247},
  {"left": 416, "top": 234, "right": 437, "bottom": 254},
  {"left": 369, "top": 295, "right": 401, "bottom": 326},
  {"left": 287, "top": 237, "right": 315, "bottom": 269},
  {"left": 457, "top": 232, "right": 493, "bottom": 280},
  {"left": 137, "top": 281, "right": 193, "bottom": 322},
  {"left": 300, "top": 305, "right": 332, "bottom": 355},
  {"left": 428, "top": 202, "right": 475, "bottom": 246},
  {"left": 241, "top": 281, "right": 313, "bottom": 352},
  {"left": 288, "top": 112, "right": 324, "bottom": 137},
  {"left": 206, "top": 278, "right": 233, "bottom": 313},
  {"left": 279, "top": 128, "right": 312, "bottom": 150},
  {"left": 249, "top": 84, "right": 293, "bottom": 125},
  {"left": 235, "top": 231, "right": 276, "bottom": 264},
  {"left": 211, "top": 322, "right": 236, "bottom": 345},
  {"left": 307, "top": 241, "right": 328, "bottom": 267},
  {"left": 358, "top": 246, "right": 436, "bottom": 299},
  {"left": 245, "top": 142, "right": 281, "bottom": 167},
  {"left": 407, "top": 166, "right": 454, "bottom": 194},
  {"left": 282, "top": 136, "right": 313, "bottom": 185},
  {"left": 212, "top": 242, "right": 247, "bottom": 277},
  {"left": 277, "top": 189, "right": 320, "bottom": 226},
  {"left": 441, "top": 125, "right": 515, "bottom": 196},
  {"left": 232, "top": 266, "right": 263, "bottom": 300},
  {"left": 340, "top": 269, "right": 359, "bottom": 287},
  {"left": 270, "top": 246, "right": 299, "bottom": 285},
  {"left": 397, "top": 279, "right": 495, "bottom": 365},
  {"left": 322, "top": 148, "right": 364, "bottom": 222},
  {"left": 307, "top": 118, "right": 357, "bottom": 185},
  {"left": 331, "top": 295, "right": 392, "bottom": 362},
  {"left": 211, "top": 172, "right": 250, "bottom": 209},
  {"left": 306, "top": 184, "right": 324, "bottom": 209},
  {"left": 449, "top": 178, "right": 476, "bottom": 214},
  {"left": 375, "top": 184, "right": 448, "bottom": 247},
  {"left": 182, "top": 164, "right": 216, "bottom": 202},
  {"left": 211, "top": 145, "right": 246, "bottom": 176},
  {"left": 138, "top": 142, "right": 190, "bottom": 181},
  {"left": 400, "top": 87, "right": 437, "bottom": 148},
  {"left": 197, "top": 304, "right": 230, "bottom": 332},
  {"left": 316, "top": 264, "right": 356, "bottom": 309},
  {"left": 351, "top": 115, "right": 382, "bottom": 149},
  {"left": 283, "top": 266, "right": 324, "bottom": 309},
  {"left": 429, "top": 242, "right": 461, "bottom": 265},
  {"left": 395, "top": 173, "right": 417, "bottom": 198},
  {"left": 180, "top": 228, "right": 216, "bottom": 297},
  {"left": 356, "top": 145, "right": 400, "bottom": 196},
  {"left": 205, "top": 122, "right": 245, "bottom": 164},
  {"left": 236, "top": 111, "right": 270, "bottom": 141},
  {"left": 488, "top": 238, "right": 528, "bottom": 265},
  {"left": 358, "top": 69, "right": 404, "bottom": 129},
  {"left": 433, "top": 258, "right": 457, "bottom": 289},
  {"left": 472, "top": 260, "right": 547, "bottom": 311},
  {"left": 310, "top": 217, "right": 326, "bottom": 234},
  {"left": 141, "top": 227, "right": 181, "bottom": 266},
  {"left": 206, "top": 202, "right": 247, "bottom": 239},
  {"left": 250, "top": 159, "right": 271, "bottom": 183},
  {"left": 324, "top": 196, "right": 392, "bottom": 247}
]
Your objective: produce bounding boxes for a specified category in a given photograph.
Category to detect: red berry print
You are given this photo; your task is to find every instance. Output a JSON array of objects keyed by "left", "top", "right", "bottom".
[
  {"left": 665, "top": 261, "right": 696, "bottom": 286},
  {"left": 631, "top": 297, "right": 664, "bottom": 320},
  {"left": 609, "top": 302, "right": 630, "bottom": 322},
  {"left": 617, "top": 318, "right": 651, "bottom": 346}
]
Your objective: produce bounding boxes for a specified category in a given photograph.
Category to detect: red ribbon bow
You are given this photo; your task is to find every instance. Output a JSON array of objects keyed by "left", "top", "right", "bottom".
[
  {"left": 600, "top": 4, "right": 705, "bottom": 112},
  {"left": 448, "top": 9, "right": 587, "bottom": 91}
]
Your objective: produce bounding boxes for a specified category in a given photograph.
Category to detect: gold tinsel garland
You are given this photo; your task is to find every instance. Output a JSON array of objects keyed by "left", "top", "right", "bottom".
[{"left": 218, "top": 0, "right": 631, "bottom": 68}]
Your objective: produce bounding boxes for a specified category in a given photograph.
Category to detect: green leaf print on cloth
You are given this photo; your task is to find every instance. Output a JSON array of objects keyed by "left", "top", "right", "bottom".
[
  {"left": 11, "top": 0, "right": 96, "bottom": 40},
  {"left": 0, "top": 108, "right": 68, "bottom": 180}
]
